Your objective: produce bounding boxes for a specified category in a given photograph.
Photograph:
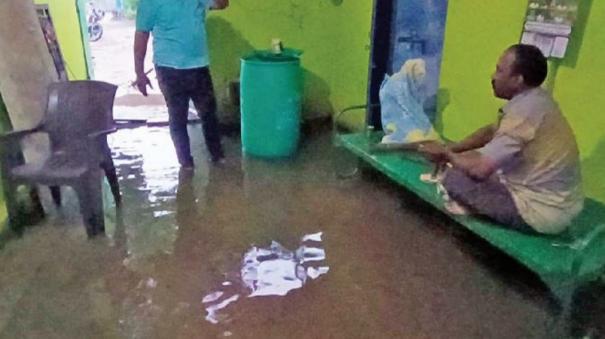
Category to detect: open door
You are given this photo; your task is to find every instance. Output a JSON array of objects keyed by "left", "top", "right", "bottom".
[
  {"left": 36, "top": 4, "right": 68, "bottom": 80},
  {"left": 367, "top": 0, "right": 448, "bottom": 128}
]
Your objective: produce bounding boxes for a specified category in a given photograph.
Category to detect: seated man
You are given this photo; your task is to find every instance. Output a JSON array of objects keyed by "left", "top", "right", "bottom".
[{"left": 420, "top": 44, "right": 583, "bottom": 234}]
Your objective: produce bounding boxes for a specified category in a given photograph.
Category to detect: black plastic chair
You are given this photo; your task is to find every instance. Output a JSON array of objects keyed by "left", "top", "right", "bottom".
[{"left": 0, "top": 80, "right": 120, "bottom": 237}]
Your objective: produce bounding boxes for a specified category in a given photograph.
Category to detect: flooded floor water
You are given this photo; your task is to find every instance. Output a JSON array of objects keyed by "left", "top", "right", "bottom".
[{"left": 0, "top": 125, "right": 602, "bottom": 338}]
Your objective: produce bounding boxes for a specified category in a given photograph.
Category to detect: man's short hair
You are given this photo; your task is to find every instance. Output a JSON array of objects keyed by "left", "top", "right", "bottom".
[{"left": 508, "top": 44, "right": 548, "bottom": 87}]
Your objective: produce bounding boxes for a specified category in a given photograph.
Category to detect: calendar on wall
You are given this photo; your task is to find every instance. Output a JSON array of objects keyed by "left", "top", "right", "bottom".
[{"left": 520, "top": 0, "right": 579, "bottom": 58}]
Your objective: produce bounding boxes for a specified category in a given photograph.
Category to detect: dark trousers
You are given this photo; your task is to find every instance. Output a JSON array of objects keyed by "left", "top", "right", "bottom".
[
  {"left": 156, "top": 66, "right": 223, "bottom": 165},
  {"left": 442, "top": 168, "right": 534, "bottom": 233}
]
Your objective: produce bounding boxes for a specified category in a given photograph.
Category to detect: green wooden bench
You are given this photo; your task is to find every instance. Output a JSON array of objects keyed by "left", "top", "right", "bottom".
[{"left": 337, "top": 132, "right": 605, "bottom": 306}]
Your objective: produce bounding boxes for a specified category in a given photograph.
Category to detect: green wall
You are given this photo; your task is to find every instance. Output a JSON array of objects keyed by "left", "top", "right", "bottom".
[
  {"left": 206, "top": 0, "right": 373, "bottom": 125},
  {"left": 439, "top": 0, "right": 605, "bottom": 203},
  {"left": 34, "top": 0, "right": 90, "bottom": 80},
  {"left": 438, "top": 2, "right": 527, "bottom": 138},
  {"left": 552, "top": 0, "right": 605, "bottom": 203}
]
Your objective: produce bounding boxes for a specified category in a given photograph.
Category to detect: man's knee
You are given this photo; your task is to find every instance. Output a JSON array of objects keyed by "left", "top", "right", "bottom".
[
  {"left": 442, "top": 168, "right": 473, "bottom": 195},
  {"left": 192, "top": 90, "right": 217, "bottom": 116}
]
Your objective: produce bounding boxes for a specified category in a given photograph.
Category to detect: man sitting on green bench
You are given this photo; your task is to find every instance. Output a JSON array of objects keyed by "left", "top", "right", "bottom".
[{"left": 421, "top": 44, "right": 583, "bottom": 235}]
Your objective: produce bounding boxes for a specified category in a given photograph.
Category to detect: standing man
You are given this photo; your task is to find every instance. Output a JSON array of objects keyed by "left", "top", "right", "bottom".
[
  {"left": 114, "top": 0, "right": 123, "bottom": 19},
  {"left": 420, "top": 44, "right": 583, "bottom": 234},
  {"left": 134, "top": 0, "right": 228, "bottom": 169}
]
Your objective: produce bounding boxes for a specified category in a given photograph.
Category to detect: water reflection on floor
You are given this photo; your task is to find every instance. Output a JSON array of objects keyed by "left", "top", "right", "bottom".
[
  {"left": 203, "top": 232, "right": 329, "bottom": 324},
  {"left": 0, "top": 125, "right": 601, "bottom": 338}
]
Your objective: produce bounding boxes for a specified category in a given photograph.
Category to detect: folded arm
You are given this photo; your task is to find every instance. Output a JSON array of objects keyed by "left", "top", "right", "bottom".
[
  {"left": 419, "top": 121, "right": 501, "bottom": 180},
  {"left": 446, "top": 150, "right": 498, "bottom": 180},
  {"left": 448, "top": 123, "right": 497, "bottom": 153}
]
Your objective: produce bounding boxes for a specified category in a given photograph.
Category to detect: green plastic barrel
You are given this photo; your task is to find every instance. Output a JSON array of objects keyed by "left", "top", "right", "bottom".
[{"left": 240, "top": 49, "right": 303, "bottom": 158}]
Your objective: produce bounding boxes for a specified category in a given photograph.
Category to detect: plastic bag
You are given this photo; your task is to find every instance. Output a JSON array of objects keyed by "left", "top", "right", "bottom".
[{"left": 379, "top": 58, "right": 439, "bottom": 144}]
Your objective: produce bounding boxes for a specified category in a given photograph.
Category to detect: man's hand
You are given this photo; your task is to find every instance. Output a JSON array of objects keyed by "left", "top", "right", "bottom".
[
  {"left": 418, "top": 141, "right": 449, "bottom": 164},
  {"left": 134, "top": 72, "right": 153, "bottom": 96},
  {"left": 134, "top": 31, "right": 151, "bottom": 95}
]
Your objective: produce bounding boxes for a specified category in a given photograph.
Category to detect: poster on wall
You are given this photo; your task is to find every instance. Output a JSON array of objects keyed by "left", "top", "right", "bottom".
[{"left": 520, "top": 0, "right": 579, "bottom": 58}]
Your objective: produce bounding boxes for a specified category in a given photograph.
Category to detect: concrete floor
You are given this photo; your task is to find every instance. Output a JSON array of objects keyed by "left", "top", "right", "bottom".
[{"left": 3, "top": 125, "right": 603, "bottom": 338}]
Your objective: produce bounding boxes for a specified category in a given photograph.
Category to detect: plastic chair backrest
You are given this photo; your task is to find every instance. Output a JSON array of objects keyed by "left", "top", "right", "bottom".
[{"left": 43, "top": 81, "right": 117, "bottom": 151}]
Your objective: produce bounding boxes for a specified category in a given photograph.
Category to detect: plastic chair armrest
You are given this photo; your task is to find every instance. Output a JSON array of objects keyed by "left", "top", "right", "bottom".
[
  {"left": 0, "top": 127, "right": 42, "bottom": 143},
  {"left": 87, "top": 128, "right": 117, "bottom": 140}
]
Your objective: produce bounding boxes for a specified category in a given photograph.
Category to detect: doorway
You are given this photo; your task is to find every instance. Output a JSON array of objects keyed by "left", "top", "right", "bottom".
[
  {"left": 85, "top": 0, "right": 171, "bottom": 124},
  {"left": 367, "top": 0, "right": 448, "bottom": 128}
]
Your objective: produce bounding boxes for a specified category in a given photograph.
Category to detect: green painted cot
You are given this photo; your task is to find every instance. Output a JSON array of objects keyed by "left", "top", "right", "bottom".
[{"left": 337, "top": 132, "right": 605, "bottom": 305}]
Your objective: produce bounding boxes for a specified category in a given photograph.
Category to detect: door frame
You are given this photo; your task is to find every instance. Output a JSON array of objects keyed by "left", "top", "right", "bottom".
[{"left": 366, "top": 0, "right": 394, "bottom": 129}]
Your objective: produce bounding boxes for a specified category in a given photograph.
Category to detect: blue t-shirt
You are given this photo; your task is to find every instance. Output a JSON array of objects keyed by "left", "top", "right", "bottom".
[{"left": 136, "top": 0, "right": 211, "bottom": 69}]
